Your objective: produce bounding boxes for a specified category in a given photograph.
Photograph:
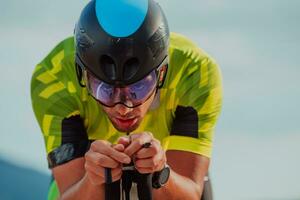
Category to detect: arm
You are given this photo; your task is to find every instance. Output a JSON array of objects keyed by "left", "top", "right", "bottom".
[
  {"left": 153, "top": 150, "right": 209, "bottom": 200},
  {"left": 151, "top": 54, "right": 222, "bottom": 199},
  {"left": 122, "top": 133, "right": 209, "bottom": 200},
  {"left": 52, "top": 141, "right": 131, "bottom": 200},
  {"left": 52, "top": 158, "right": 104, "bottom": 200}
]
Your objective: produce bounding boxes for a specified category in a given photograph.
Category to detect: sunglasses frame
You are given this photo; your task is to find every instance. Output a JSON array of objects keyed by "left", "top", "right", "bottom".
[{"left": 77, "top": 56, "right": 169, "bottom": 108}]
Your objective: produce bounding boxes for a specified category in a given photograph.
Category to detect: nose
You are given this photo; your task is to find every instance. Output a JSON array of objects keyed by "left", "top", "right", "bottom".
[{"left": 115, "top": 103, "right": 133, "bottom": 117}]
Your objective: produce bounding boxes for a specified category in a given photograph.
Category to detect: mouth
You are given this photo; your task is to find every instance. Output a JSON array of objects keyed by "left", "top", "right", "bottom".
[{"left": 113, "top": 117, "right": 138, "bottom": 130}]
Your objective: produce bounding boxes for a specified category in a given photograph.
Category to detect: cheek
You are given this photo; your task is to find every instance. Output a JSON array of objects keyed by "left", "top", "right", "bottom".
[
  {"left": 138, "top": 93, "right": 156, "bottom": 116},
  {"left": 101, "top": 106, "right": 114, "bottom": 117},
  {"left": 130, "top": 105, "right": 147, "bottom": 119},
  {"left": 136, "top": 108, "right": 146, "bottom": 119}
]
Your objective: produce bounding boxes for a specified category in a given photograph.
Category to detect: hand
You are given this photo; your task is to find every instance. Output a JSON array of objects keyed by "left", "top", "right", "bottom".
[
  {"left": 84, "top": 140, "right": 131, "bottom": 186},
  {"left": 118, "top": 132, "right": 167, "bottom": 174}
]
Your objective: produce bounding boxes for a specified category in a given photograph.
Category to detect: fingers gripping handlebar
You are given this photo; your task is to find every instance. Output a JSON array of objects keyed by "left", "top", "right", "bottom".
[{"left": 105, "top": 142, "right": 152, "bottom": 200}]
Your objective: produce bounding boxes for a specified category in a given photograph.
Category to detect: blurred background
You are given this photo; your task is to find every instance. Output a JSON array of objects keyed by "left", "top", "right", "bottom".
[{"left": 1, "top": 0, "right": 299, "bottom": 199}]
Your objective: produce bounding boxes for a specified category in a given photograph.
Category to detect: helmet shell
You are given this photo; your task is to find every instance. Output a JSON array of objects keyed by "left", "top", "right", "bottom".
[{"left": 75, "top": 0, "right": 169, "bottom": 86}]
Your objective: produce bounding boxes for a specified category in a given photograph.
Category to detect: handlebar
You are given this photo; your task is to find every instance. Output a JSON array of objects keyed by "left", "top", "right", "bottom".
[{"left": 105, "top": 163, "right": 153, "bottom": 200}]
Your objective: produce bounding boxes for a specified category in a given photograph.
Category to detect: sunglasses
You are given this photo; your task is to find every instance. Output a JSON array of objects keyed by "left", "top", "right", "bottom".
[{"left": 82, "top": 57, "right": 168, "bottom": 108}]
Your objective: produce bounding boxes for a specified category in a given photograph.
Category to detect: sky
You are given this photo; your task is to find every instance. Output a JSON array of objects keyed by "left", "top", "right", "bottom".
[{"left": 0, "top": 0, "right": 300, "bottom": 199}]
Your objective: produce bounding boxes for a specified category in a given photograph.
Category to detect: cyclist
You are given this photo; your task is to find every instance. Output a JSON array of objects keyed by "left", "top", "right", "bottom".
[{"left": 31, "top": 0, "right": 223, "bottom": 199}]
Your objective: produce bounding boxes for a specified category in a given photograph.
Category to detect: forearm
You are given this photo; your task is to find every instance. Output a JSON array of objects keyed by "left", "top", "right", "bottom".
[
  {"left": 59, "top": 173, "right": 105, "bottom": 200},
  {"left": 153, "top": 169, "right": 203, "bottom": 200}
]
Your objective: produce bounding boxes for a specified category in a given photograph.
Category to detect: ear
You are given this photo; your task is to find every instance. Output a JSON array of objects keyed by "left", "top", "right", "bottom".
[
  {"left": 157, "top": 64, "right": 168, "bottom": 88},
  {"left": 75, "top": 63, "right": 86, "bottom": 87}
]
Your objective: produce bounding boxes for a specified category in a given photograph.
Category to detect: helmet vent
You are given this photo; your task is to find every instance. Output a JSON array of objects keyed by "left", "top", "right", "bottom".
[
  {"left": 148, "top": 23, "right": 169, "bottom": 58},
  {"left": 123, "top": 58, "right": 139, "bottom": 81},
  {"left": 100, "top": 55, "right": 117, "bottom": 81},
  {"left": 75, "top": 27, "right": 95, "bottom": 52}
]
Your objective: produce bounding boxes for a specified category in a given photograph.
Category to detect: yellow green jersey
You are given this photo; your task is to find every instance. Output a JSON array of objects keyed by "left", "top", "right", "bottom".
[{"left": 31, "top": 32, "right": 223, "bottom": 168}]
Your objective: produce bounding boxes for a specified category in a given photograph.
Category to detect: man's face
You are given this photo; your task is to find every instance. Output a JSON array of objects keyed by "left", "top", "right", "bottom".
[{"left": 101, "top": 91, "right": 156, "bottom": 132}]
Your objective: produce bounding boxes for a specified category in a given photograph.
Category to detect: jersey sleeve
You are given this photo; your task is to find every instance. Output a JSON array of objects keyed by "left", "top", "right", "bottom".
[
  {"left": 162, "top": 47, "right": 223, "bottom": 158},
  {"left": 30, "top": 38, "right": 90, "bottom": 168}
]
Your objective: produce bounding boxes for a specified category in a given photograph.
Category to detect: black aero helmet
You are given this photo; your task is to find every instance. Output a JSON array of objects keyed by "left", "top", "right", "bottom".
[{"left": 75, "top": 0, "right": 170, "bottom": 86}]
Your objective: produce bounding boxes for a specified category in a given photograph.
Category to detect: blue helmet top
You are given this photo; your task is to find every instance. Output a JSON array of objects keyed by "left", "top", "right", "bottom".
[{"left": 95, "top": 0, "right": 148, "bottom": 37}]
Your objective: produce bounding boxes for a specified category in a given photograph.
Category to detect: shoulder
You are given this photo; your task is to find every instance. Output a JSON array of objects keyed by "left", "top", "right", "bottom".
[
  {"left": 31, "top": 36, "right": 77, "bottom": 89},
  {"left": 169, "top": 32, "right": 209, "bottom": 61},
  {"left": 45, "top": 36, "right": 75, "bottom": 62},
  {"left": 166, "top": 32, "right": 220, "bottom": 88},
  {"left": 169, "top": 32, "right": 199, "bottom": 51},
  {"left": 32, "top": 36, "right": 75, "bottom": 76},
  {"left": 168, "top": 32, "right": 218, "bottom": 77},
  {"left": 30, "top": 36, "right": 81, "bottom": 117}
]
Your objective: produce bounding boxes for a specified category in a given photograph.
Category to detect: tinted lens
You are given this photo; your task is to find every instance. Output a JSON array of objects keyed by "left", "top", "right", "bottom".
[
  {"left": 85, "top": 70, "right": 158, "bottom": 107},
  {"left": 128, "top": 71, "right": 157, "bottom": 100}
]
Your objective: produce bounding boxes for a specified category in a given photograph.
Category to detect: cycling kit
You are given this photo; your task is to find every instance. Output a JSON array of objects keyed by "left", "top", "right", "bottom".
[{"left": 31, "top": 32, "right": 222, "bottom": 169}]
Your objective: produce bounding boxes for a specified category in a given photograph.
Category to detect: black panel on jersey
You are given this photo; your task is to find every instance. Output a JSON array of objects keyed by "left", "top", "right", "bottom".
[
  {"left": 61, "top": 115, "right": 88, "bottom": 144},
  {"left": 47, "top": 115, "right": 92, "bottom": 168},
  {"left": 170, "top": 106, "right": 198, "bottom": 138}
]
